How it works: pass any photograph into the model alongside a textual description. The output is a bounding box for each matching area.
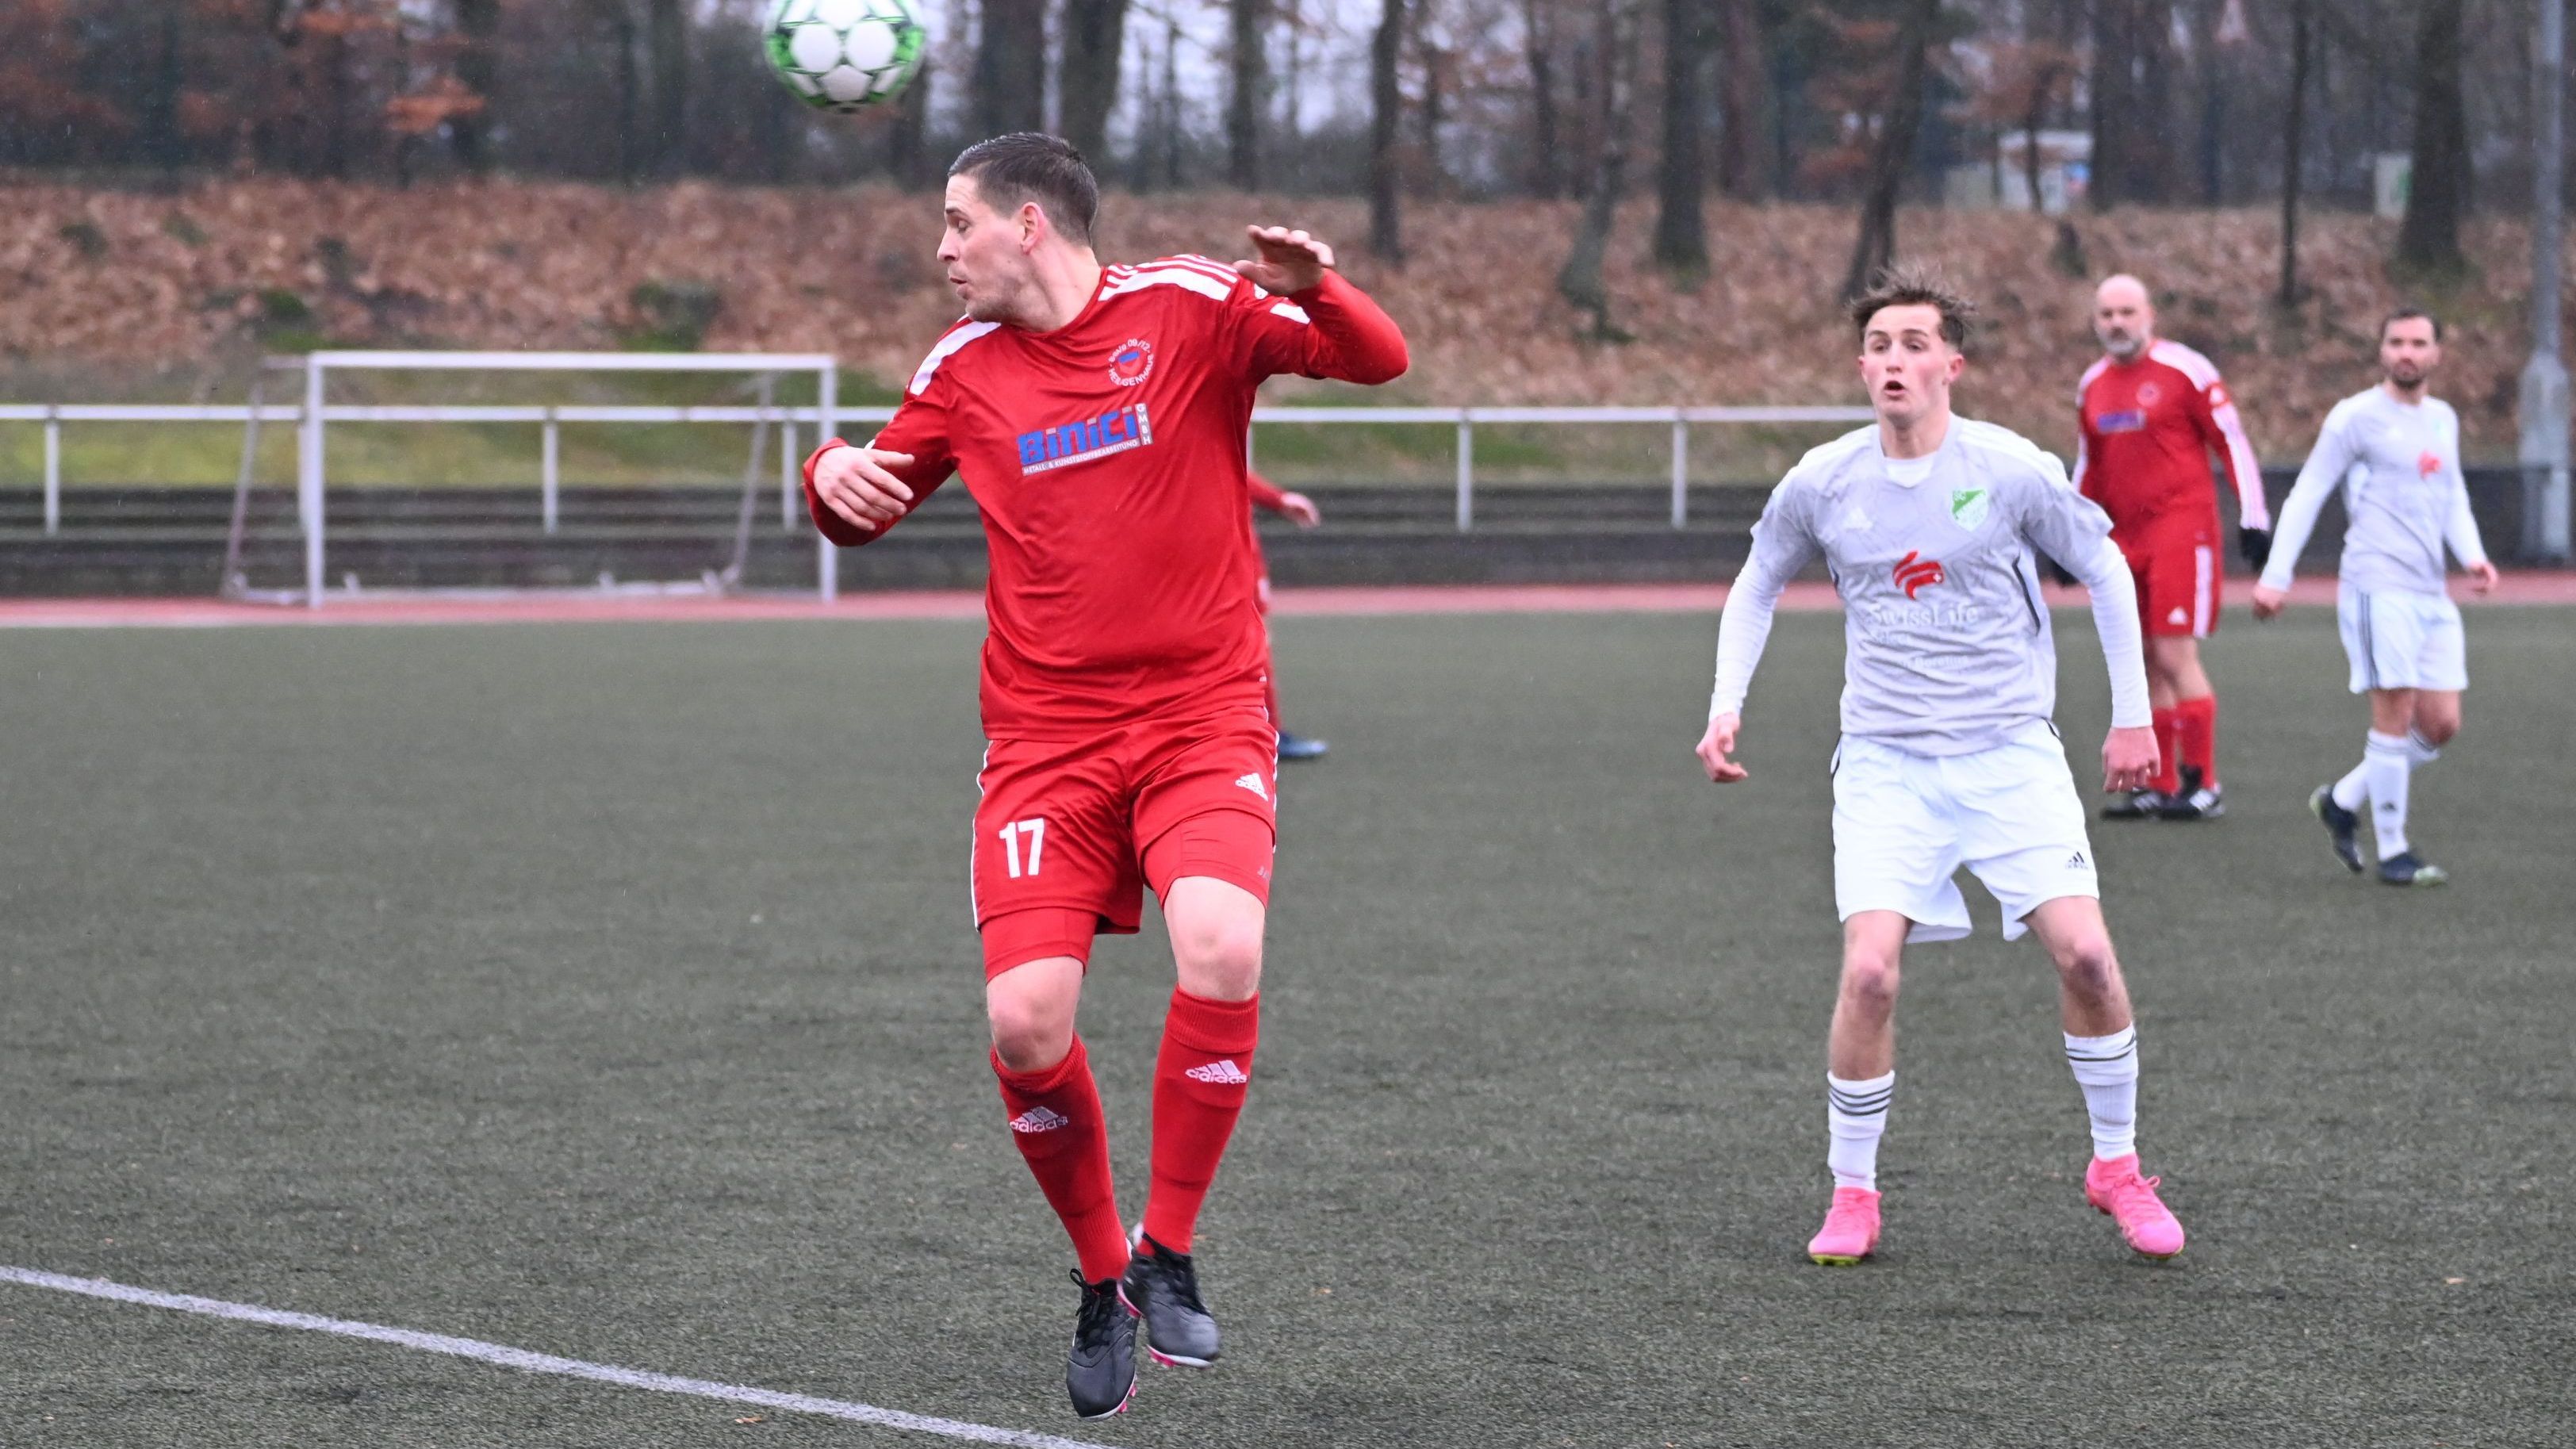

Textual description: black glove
[2238,526,2273,569]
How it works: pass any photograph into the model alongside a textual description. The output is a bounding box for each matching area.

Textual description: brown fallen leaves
[0,177,2564,461]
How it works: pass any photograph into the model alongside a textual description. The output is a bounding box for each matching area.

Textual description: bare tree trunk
[1523,0,1561,197]
[889,58,932,186]
[1557,0,1643,339]
[451,0,500,173]
[647,0,685,175]
[1652,0,1711,277]
[1370,0,1405,260]
[974,0,1048,138]
[1060,0,1129,165]
[1841,0,1939,300]
[1228,0,1269,187]
[2278,0,2310,306]
[1715,0,1766,198]
[2397,0,2469,273]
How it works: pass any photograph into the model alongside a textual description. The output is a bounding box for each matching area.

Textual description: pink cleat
[1807,1186,1882,1266]
[2084,1154,2185,1259]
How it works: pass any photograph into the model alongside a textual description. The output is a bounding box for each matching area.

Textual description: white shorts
[2337,585,2467,694]
[1832,721,2099,945]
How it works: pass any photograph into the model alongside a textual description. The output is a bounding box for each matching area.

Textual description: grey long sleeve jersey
[1710,419,2152,756]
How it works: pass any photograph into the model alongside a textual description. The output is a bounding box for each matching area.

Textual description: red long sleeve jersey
[806,260,1407,740]
[2073,339,2270,535]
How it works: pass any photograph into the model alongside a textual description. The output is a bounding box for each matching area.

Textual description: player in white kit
[1694,267,2186,1265]
[2253,309,2498,886]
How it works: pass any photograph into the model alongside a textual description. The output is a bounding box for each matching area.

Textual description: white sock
[2405,729,2443,767]
[2064,1026,2139,1160]
[2363,730,2412,858]
[2330,755,2371,811]
[1826,1071,1894,1190]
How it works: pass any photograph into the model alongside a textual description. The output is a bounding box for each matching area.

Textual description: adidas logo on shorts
[1234,772,1269,800]
[1184,1059,1251,1086]
[1007,1106,1071,1133]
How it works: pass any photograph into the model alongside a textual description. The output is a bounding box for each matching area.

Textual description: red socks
[2175,695,2218,787]
[992,1036,1129,1284]
[1141,989,1261,1255]
[2150,707,2183,795]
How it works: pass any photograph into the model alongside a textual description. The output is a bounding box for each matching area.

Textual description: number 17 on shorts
[996,817,1048,879]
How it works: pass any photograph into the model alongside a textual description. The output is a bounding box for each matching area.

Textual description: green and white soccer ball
[765,0,927,113]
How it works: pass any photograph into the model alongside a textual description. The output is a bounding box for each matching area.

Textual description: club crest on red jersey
[1107,336,1156,387]
[2136,381,2163,405]
[1892,550,1945,599]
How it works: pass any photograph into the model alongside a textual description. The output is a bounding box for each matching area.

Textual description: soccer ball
[765,0,927,113]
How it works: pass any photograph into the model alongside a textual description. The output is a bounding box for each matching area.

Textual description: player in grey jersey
[2254,309,2499,887]
[1693,267,2184,1266]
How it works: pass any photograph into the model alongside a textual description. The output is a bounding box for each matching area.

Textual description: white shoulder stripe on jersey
[1149,253,1243,284]
[2149,339,2222,389]
[2077,356,2110,401]
[1099,266,1235,303]
[1269,301,1309,323]
[907,320,1002,397]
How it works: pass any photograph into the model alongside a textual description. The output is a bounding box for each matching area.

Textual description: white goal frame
[285,351,847,608]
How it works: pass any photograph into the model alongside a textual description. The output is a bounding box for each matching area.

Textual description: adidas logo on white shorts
[1184,1059,1250,1086]
[1234,772,1269,800]
[1008,1106,1070,1133]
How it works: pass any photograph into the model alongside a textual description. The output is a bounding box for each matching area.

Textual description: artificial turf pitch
[3,607,2570,1447]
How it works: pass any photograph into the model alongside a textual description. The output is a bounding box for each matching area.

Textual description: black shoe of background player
[2158,766,2225,820]
[2309,785,2365,872]
[1065,1270,1137,1419]
[1276,730,1330,761]
[2101,788,2175,820]
[1122,1234,1221,1367]
[2375,851,2449,888]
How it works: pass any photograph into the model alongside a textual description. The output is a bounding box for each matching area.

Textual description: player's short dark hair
[2381,306,2442,342]
[1847,263,1977,351]
[949,132,1098,246]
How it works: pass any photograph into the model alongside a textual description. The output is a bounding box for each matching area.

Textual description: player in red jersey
[803,134,1407,1420]
[2074,274,2272,822]
[1244,470,1330,759]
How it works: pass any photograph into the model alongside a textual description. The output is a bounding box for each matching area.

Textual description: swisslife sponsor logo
[1892,550,1946,600]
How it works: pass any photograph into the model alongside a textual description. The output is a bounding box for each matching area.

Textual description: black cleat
[2160,784,2225,820]
[1276,730,1330,761]
[2310,786,2365,872]
[1065,1271,1137,1419]
[2101,788,2175,820]
[2375,851,2449,888]
[1121,1234,1221,1368]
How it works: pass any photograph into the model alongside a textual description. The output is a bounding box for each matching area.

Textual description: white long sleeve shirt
[1711,419,2152,757]
[2261,385,2489,598]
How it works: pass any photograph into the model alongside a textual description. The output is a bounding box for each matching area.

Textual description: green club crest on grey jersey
[1949,485,1991,531]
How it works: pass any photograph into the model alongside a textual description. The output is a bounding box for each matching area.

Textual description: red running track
[3,574,2574,629]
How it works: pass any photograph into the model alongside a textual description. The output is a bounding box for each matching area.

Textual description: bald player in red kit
[2075,274,2271,821]
[803,133,1407,1420]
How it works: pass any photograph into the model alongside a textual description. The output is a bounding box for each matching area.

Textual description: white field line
[0,1266,1120,1449]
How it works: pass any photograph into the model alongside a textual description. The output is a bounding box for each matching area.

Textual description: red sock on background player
[1140,989,1260,1255]
[2175,695,2218,786]
[993,1037,1130,1283]
[2151,706,2183,795]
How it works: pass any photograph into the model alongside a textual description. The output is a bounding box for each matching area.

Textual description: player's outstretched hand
[2250,582,2289,619]
[1237,226,1335,294]
[2466,560,2501,594]
[2103,724,2159,794]
[1697,713,1749,784]
[810,444,918,534]
[2237,525,2273,569]
[1279,490,1323,527]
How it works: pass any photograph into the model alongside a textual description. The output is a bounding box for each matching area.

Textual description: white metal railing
[6,388,1873,602]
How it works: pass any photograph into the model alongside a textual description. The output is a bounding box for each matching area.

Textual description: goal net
[223,351,876,607]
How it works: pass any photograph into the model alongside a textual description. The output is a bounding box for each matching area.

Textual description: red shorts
[974,710,1278,978]
[2118,516,2221,639]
